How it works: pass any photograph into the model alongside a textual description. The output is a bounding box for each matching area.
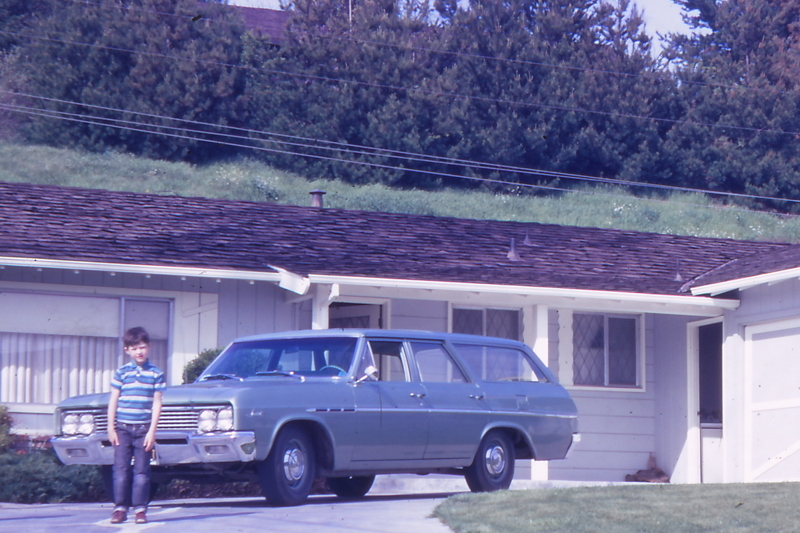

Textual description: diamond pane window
[453,309,483,336]
[573,313,639,388]
[452,308,520,341]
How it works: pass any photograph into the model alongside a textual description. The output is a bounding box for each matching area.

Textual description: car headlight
[62,413,79,435]
[198,410,217,433]
[78,413,95,435]
[198,407,234,433]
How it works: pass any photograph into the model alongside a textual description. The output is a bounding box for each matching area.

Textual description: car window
[203,337,358,378]
[410,342,466,383]
[367,340,409,382]
[453,344,547,383]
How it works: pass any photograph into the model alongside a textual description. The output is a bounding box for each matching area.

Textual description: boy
[107,327,166,524]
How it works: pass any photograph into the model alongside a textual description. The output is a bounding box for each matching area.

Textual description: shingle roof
[235,6,289,43]
[687,244,800,290]
[0,182,790,296]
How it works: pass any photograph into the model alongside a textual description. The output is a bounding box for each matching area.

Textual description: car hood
[56,377,342,409]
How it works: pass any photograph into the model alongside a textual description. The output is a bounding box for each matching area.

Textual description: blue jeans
[112,423,152,513]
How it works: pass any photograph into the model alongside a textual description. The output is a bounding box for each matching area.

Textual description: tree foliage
[15,0,248,161]
[7,0,800,209]
[665,0,800,210]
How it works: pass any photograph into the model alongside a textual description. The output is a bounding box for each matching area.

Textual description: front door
[698,322,723,483]
[350,339,429,465]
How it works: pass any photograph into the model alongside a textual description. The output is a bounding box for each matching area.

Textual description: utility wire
[5,92,800,211]
[2,27,797,142]
[58,0,800,99]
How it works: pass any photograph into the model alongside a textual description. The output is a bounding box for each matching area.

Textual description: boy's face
[124,342,150,366]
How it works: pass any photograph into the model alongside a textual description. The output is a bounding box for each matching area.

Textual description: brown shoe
[135,511,147,524]
[110,510,127,523]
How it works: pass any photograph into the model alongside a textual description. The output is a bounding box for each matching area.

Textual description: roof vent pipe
[310,189,326,208]
[523,229,534,246]
[507,238,521,262]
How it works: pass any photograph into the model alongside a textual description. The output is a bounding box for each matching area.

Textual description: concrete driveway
[0,476,463,533]
[0,475,612,533]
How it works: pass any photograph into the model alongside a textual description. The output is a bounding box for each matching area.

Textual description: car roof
[231,329,528,348]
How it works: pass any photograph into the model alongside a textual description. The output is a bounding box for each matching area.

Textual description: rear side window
[454,344,547,383]
[410,342,466,383]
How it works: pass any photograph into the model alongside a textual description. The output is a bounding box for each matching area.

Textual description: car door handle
[469,394,485,400]
[409,392,426,399]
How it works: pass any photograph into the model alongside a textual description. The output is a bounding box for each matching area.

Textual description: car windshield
[201,337,359,379]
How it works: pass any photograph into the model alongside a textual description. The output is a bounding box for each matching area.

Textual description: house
[2,180,799,485]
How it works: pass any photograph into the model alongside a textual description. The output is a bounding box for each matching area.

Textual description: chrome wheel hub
[283,442,306,483]
[485,444,506,476]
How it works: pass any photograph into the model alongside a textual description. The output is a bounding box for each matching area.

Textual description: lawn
[433,483,800,533]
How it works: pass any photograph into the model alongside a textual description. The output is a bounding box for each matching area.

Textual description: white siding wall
[548,312,657,481]
[721,278,800,483]
[217,279,294,346]
[391,299,448,332]
[652,313,702,483]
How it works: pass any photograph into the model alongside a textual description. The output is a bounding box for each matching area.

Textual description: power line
[7,98,800,222]
[59,0,800,100]
[4,26,798,142]
[5,91,800,211]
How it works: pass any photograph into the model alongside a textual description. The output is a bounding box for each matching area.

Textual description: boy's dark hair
[123,326,150,347]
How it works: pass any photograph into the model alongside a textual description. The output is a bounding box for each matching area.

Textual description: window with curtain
[0,292,171,405]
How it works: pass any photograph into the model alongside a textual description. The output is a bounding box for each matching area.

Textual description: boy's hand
[108,427,120,447]
[144,430,157,452]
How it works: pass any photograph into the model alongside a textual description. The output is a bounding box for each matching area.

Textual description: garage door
[745,318,800,482]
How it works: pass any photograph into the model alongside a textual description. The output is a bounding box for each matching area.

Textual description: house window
[452,308,520,340]
[572,313,638,387]
[0,292,171,405]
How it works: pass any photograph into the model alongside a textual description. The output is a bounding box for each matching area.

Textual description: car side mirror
[355,365,378,384]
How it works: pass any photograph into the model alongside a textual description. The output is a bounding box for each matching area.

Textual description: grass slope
[4,142,800,242]
[434,483,800,533]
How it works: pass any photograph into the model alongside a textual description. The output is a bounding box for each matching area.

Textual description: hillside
[3,141,800,244]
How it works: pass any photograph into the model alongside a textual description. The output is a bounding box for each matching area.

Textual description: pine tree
[16,0,248,161]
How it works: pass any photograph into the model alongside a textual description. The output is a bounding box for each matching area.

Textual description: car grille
[62,405,229,433]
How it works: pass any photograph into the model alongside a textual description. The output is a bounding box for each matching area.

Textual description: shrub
[0,405,12,453]
[0,449,105,503]
[183,347,223,384]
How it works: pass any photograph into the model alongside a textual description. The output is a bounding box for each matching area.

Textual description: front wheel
[464,430,515,492]
[258,426,317,506]
[327,475,375,498]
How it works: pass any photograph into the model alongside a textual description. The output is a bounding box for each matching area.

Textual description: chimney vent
[310,189,326,208]
[507,238,521,262]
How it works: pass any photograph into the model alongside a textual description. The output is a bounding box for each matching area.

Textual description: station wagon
[51,329,579,505]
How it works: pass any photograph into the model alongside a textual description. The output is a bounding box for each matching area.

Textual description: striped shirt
[111,361,166,425]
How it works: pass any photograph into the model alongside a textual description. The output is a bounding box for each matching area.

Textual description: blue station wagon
[51,329,579,505]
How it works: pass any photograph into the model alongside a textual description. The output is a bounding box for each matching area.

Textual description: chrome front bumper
[564,433,581,459]
[51,431,257,466]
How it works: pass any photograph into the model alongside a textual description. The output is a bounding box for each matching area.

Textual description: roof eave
[0,256,283,283]
[691,266,800,297]
[309,274,740,315]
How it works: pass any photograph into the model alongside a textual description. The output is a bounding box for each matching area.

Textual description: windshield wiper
[199,373,243,382]
[255,371,305,381]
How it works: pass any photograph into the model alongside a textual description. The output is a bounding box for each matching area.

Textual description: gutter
[308,274,741,311]
[0,256,283,284]
[690,266,800,297]
[0,256,741,311]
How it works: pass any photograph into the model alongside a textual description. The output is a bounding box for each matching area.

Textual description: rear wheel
[327,475,375,498]
[464,430,515,492]
[258,426,317,506]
